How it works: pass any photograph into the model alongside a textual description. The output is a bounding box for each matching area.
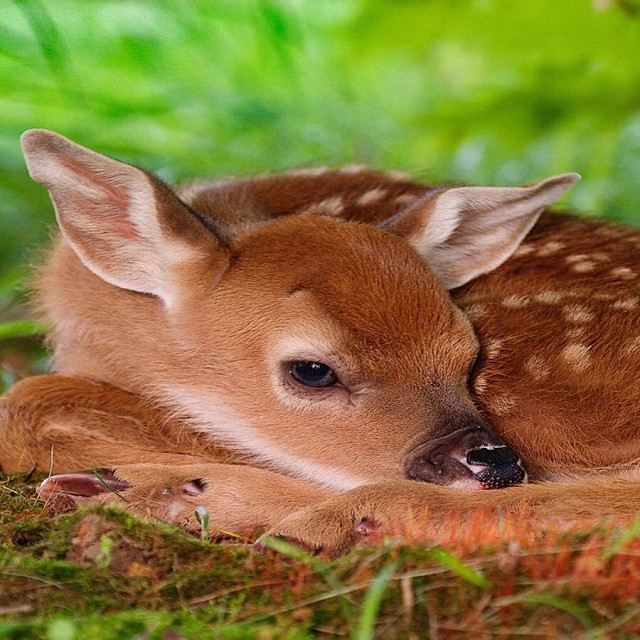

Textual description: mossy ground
[2,473,640,639]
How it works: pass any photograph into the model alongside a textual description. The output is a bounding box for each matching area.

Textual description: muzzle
[404,425,527,490]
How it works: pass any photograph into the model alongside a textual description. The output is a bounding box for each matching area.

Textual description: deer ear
[21,129,228,307]
[383,173,580,289]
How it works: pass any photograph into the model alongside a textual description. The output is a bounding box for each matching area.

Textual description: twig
[168,578,289,610]
[0,570,62,587]
[0,603,33,615]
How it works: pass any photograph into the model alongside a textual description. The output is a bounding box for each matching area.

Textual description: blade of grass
[352,560,397,640]
[256,534,317,561]
[427,548,489,588]
[523,594,594,630]
[11,0,70,82]
[493,592,594,630]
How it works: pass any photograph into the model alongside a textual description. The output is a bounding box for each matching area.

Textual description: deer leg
[264,478,640,555]
[37,462,334,540]
[0,375,220,474]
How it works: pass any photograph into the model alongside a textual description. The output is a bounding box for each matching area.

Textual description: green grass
[3,473,640,639]
[2,0,640,279]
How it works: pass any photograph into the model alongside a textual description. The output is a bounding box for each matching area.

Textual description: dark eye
[289,361,338,388]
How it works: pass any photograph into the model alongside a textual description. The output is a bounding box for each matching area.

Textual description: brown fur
[2,130,639,554]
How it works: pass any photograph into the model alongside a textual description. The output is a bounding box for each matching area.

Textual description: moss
[3,472,640,638]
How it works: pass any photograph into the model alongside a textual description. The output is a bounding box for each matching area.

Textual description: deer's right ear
[21,129,229,307]
[382,173,580,290]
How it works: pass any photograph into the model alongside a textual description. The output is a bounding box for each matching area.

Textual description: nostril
[466,446,519,468]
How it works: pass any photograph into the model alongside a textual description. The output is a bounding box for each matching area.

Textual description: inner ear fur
[21,129,229,306]
[382,173,580,289]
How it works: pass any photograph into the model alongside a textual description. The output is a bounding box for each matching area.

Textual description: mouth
[405,427,527,490]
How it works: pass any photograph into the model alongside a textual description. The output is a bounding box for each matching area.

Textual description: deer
[2,128,640,555]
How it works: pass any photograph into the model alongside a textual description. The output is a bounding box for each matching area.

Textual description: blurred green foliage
[0,0,640,384]
[3,0,640,274]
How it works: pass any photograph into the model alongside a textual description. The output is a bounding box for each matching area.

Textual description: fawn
[2,129,640,554]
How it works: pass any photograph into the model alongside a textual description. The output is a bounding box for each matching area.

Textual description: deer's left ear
[382,173,580,290]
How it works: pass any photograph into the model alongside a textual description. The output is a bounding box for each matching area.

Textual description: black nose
[466,446,526,489]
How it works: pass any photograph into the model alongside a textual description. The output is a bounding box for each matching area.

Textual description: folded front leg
[0,375,226,474]
[39,463,335,539]
[264,478,640,555]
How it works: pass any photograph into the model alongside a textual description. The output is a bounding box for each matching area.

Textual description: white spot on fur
[561,343,591,372]
[385,170,413,182]
[534,290,564,304]
[612,298,638,311]
[537,241,565,256]
[513,244,535,257]
[473,375,489,394]
[288,167,330,177]
[357,188,387,206]
[571,261,596,273]
[491,394,518,415]
[595,226,626,238]
[593,292,616,301]
[610,267,637,280]
[566,326,586,339]
[464,303,488,321]
[590,251,611,262]
[562,304,594,324]
[394,193,417,205]
[485,339,504,359]
[525,355,550,380]
[565,254,589,264]
[339,164,368,174]
[299,196,345,217]
[502,295,529,308]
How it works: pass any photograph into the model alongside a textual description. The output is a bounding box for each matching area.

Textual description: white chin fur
[159,385,371,491]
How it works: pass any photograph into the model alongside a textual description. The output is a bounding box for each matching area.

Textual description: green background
[1,0,640,384]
